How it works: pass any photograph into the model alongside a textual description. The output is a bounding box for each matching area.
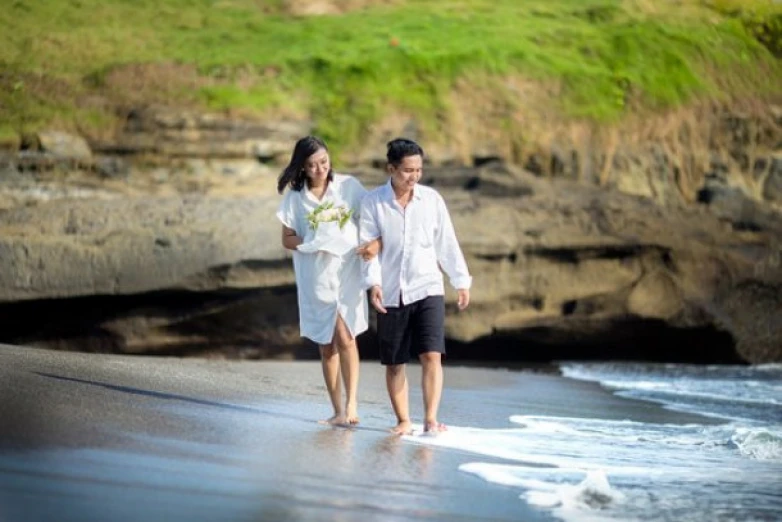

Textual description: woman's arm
[356,237,382,261]
[281,225,303,251]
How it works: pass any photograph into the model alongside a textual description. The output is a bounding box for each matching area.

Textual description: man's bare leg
[420,352,446,433]
[386,364,412,434]
[333,315,360,425]
[318,344,345,425]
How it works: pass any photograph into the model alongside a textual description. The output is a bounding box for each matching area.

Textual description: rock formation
[0,106,780,364]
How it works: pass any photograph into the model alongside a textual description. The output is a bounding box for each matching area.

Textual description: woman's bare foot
[319,413,347,426]
[391,419,414,435]
[424,421,447,434]
[345,404,360,425]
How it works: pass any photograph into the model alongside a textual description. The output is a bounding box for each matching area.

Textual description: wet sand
[0,344,712,522]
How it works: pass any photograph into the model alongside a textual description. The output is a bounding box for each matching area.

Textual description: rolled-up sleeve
[276,190,296,231]
[359,194,383,290]
[434,195,472,290]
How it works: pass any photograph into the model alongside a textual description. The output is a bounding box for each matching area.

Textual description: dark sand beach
[0,344,717,522]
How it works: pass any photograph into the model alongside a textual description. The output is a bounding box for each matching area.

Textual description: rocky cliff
[1,105,780,363]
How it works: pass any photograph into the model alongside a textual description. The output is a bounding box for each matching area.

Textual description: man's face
[304,148,330,185]
[389,154,422,193]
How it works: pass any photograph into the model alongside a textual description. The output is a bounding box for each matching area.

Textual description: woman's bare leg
[318,343,345,425]
[333,315,360,425]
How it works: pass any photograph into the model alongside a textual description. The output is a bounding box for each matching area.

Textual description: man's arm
[358,194,383,291]
[434,195,472,310]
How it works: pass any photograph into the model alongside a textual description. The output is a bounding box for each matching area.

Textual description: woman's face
[304,148,330,186]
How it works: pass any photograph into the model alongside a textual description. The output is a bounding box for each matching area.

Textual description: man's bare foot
[424,421,447,434]
[319,414,347,426]
[391,419,414,435]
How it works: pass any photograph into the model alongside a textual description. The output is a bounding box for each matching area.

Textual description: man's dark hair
[386,138,424,167]
[277,135,332,193]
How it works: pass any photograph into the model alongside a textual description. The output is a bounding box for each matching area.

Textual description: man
[359,138,471,435]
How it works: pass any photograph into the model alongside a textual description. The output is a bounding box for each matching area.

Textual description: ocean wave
[405,414,782,522]
[732,427,782,461]
[559,362,782,423]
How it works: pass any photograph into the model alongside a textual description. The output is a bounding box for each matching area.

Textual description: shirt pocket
[417,224,435,249]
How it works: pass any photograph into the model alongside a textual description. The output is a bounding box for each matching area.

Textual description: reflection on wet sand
[312,427,355,457]
[371,435,434,479]
[1,348,542,521]
[309,426,433,479]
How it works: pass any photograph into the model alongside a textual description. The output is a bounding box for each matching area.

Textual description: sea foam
[404,362,782,522]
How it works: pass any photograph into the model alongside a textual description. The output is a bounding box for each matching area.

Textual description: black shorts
[376,295,445,365]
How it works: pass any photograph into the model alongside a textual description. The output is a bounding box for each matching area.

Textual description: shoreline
[0,344,723,521]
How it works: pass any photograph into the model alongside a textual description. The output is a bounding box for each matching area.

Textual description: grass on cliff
[0,0,779,154]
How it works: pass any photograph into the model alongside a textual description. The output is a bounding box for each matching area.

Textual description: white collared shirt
[359,180,472,308]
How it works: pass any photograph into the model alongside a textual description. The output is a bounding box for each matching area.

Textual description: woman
[276,136,378,426]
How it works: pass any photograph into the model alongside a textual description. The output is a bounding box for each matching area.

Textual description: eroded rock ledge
[1,161,780,363]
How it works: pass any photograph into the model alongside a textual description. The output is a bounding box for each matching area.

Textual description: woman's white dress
[276,174,369,344]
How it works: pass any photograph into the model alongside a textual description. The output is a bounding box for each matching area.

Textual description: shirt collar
[383,179,423,201]
[304,176,335,203]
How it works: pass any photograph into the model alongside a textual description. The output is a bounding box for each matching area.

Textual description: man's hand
[457,289,470,311]
[370,285,387,314]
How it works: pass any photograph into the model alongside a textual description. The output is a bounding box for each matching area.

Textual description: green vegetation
[706,0,782,56]
[1,0,779,154]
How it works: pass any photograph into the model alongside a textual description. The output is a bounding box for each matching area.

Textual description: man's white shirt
[359,180,472,308]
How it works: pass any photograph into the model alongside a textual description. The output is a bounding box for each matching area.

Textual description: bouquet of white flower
[307,201,353,231]
[298,201,356,256]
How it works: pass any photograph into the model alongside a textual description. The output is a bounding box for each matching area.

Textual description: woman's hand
[356,237,382,261]
[281,225,302,251]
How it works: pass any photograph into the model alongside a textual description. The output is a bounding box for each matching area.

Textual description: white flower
[307,201,353,231]
[318,208,341,221]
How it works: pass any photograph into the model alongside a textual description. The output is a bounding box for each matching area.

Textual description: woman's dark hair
[386,138,424,166]
[277,136,332,194]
